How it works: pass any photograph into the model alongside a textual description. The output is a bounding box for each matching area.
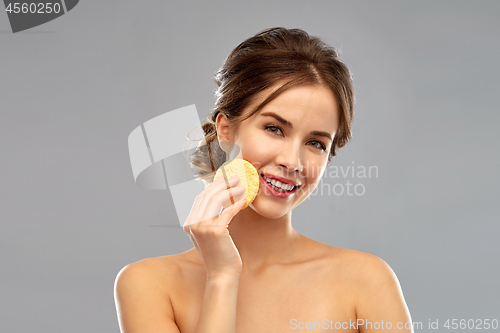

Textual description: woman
[114,27,413,333]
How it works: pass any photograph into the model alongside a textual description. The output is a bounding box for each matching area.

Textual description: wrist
[206,272,241,284]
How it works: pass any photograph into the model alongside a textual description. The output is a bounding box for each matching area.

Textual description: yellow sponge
[213,158,259,209]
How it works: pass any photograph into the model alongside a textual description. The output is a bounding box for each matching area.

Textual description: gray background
[1,1,499,332]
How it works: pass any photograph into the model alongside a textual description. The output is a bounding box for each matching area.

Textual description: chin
[248,198,293,220]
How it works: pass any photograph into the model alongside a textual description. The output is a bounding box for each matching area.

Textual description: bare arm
[184,175,247,332]
[193,274,240,333]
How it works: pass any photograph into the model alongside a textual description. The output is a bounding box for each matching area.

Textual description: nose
[275,140,304,173]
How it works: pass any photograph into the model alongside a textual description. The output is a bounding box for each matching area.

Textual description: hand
[183,175,247,279]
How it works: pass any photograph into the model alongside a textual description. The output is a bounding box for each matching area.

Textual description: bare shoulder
[113,250,199,333]
[113,254,181,314]
[115,257,171,287]
[301,238,399,288]
[330,247,393,271]
[115,249,200,289]
[320,246,412,330]
[323,245,398,285]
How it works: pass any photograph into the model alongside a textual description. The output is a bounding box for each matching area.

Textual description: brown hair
[190,27,355,185]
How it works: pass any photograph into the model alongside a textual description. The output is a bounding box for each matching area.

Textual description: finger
[203,174,240,199]
[189,185,245,226]
[218,196,247,227]
[187,175,238,225]
[221,185,246,209]
[205,185,245,220]
[185,175,242,228]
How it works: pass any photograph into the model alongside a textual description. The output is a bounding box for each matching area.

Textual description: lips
[259,172,300,198]
[259,172,301,187]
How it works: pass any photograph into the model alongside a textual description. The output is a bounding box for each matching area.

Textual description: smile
[259,173,301,198]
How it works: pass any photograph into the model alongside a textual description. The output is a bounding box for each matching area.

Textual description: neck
[227,206,302,274]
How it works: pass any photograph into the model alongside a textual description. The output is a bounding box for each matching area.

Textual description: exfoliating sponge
[213,158,259,209]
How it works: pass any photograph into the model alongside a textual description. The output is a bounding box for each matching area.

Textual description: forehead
[246,84,339,125]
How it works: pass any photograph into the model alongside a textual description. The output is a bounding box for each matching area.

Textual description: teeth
[262,175,295,191]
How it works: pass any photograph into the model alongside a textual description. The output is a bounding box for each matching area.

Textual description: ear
[215,112,234,143]
[215,113,241,157]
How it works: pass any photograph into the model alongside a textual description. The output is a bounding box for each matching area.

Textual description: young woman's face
[219,84,339,219]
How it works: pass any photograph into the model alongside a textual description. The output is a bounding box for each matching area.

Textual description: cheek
[304,163,325,182]
[242,147,273,171]
[240,134,277,163]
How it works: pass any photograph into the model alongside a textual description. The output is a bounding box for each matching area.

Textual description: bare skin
[114,84,413,332]
[116,242,412,332]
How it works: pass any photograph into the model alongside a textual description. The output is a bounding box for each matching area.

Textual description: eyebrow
[260,111,333,141]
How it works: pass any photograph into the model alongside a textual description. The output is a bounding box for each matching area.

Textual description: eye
[309,140,327,151]
[265,125,327,151]
[264,125,284,136]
